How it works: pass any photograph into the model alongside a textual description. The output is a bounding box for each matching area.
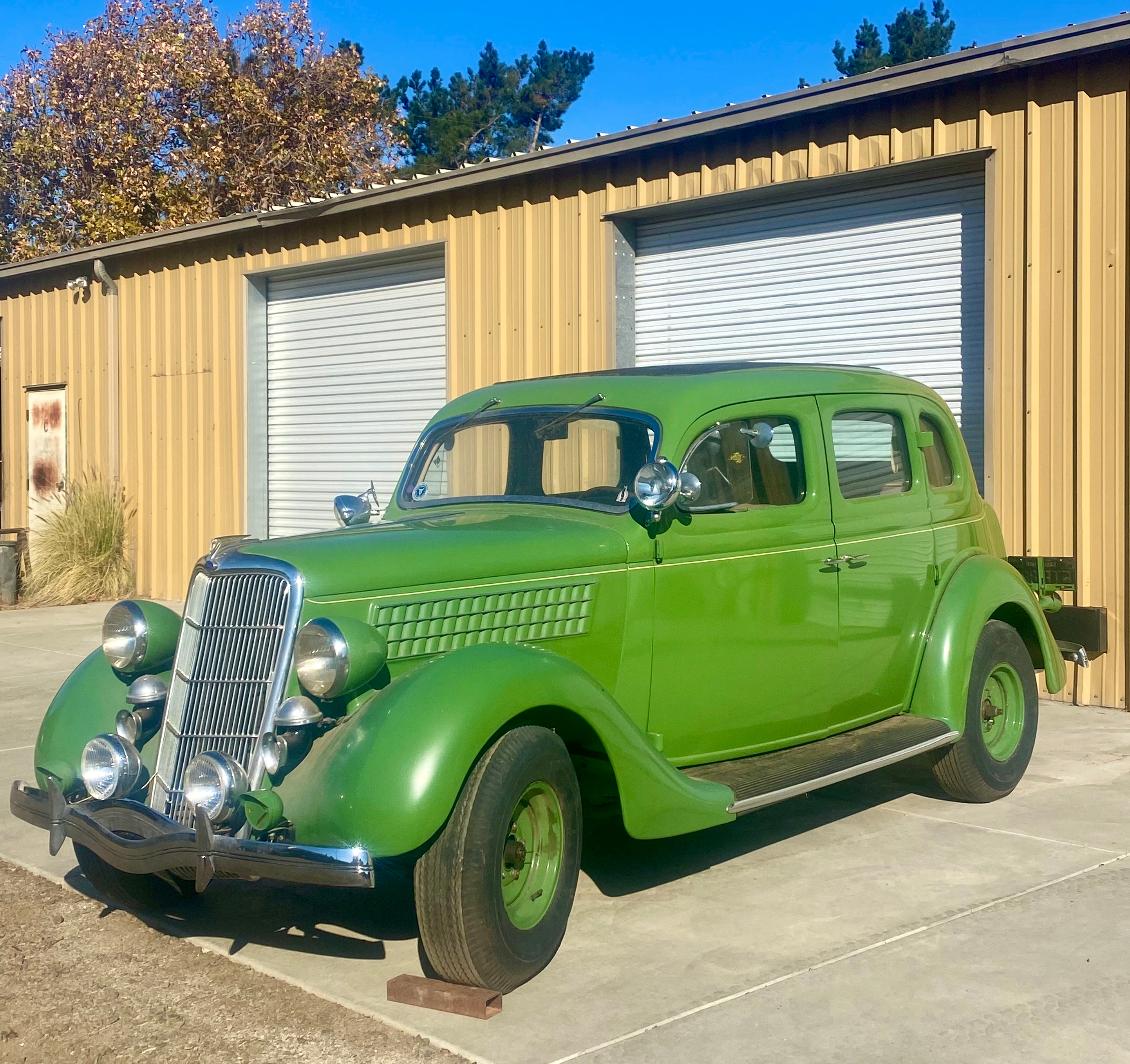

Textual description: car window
[542,418,624,497]
[918,413,955,488]
[682,416,805,512]
[831,410,911,499]
[408,411,655,509]
[420,422,509,499]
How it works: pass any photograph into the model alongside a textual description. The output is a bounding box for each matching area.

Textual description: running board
[681,716,958,815]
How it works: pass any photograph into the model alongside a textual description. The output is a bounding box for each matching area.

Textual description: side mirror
[333,494,372,527]
[633,460,701,513]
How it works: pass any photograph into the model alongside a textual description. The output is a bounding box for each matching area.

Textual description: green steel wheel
[932,620,1039,803]
[414,726,582,993]
[500,781,565,930]
[980,662,1026,762]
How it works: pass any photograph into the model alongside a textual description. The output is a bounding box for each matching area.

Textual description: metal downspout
[92,259,119,483]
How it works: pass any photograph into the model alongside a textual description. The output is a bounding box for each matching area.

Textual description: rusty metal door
[27,386,67,531]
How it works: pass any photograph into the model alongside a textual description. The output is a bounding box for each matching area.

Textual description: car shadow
[62,757,950,959]
[581,756,950,896]
[64,857,420,960]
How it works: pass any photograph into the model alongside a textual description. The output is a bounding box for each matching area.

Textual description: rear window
[919,413,955,488]
[831,411,912,499]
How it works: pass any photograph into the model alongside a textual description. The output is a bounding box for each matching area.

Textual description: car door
[647,397,840,763]
[818,394,936,727]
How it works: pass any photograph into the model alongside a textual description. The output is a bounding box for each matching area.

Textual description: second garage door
[265,251,446,538]
[633,173,985,475]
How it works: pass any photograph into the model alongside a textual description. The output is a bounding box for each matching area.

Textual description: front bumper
[10,780,374,893]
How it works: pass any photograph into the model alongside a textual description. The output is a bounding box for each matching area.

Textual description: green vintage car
[12,363,1070,992]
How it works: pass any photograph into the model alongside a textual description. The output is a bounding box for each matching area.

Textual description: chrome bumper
[9,780,374,893]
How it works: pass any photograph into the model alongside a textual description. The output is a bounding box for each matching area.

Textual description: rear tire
[931,620,1038,803]
[414,726,582,993]
[74,841,194,910]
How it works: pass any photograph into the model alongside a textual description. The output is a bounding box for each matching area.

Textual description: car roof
[433,361,947,439]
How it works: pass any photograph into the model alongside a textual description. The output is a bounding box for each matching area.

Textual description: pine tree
[389,41,594,174]
[828,2,955,79]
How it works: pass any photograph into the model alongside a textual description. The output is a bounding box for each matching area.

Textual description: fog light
[259,733,288,776]
[114,709,144,743]
[184,752,247,824]
[80,734,142,800]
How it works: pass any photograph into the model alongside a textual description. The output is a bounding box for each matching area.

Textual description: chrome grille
[150,566,297,825]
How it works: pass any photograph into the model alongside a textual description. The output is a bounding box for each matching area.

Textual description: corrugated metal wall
[0,54,1126,706]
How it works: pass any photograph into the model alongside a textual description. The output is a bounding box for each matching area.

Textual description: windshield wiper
[534,393,605,439]
[442,396,501,442]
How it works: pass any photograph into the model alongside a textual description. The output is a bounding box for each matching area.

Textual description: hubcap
[500,781,564,930]
[980,663,1025,761]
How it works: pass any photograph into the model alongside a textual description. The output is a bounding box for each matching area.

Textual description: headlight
[102,602,148,670]
[295,619,350,698]
[101,600,180,673]
[80,734,142,800]
[294,618,388,700]
[184,752,247,824]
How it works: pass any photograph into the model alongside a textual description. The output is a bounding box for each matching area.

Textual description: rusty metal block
[386,973,502,1020]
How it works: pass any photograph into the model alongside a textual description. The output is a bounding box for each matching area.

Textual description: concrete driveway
[2,603,1129,1064]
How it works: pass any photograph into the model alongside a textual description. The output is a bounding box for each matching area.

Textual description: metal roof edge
[2,11,1128,285]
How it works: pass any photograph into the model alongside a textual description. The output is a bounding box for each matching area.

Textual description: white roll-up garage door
[634,173,985,474]
[265,251,446,538]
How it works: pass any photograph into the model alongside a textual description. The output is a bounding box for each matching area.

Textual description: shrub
[23,476,134,605]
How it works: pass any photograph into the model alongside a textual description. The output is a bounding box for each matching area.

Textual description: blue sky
[0,1,1118,142]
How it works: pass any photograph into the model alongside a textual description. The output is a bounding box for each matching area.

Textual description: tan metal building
[1,15,1127,706]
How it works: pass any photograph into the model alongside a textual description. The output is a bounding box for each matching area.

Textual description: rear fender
[909,553,1066,732]
[279,643,734,856]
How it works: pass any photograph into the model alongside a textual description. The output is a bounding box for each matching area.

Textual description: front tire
[74,841,194,910]
[932,620,1039,803]
[414,726,582,992]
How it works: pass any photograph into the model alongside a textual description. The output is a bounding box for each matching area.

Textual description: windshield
[402,408,657,511]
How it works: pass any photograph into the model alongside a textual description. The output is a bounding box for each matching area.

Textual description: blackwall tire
[931,620,1039,803]
[74,841,194,910]
[414,726,582,993]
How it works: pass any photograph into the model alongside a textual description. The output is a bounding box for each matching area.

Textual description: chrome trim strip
[727,729,960,815]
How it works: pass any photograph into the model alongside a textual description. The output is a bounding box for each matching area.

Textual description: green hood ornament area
[11,362,1078,994]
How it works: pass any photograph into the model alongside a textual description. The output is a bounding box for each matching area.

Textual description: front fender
[33,650,135,791]
[280,643,734,856]
[908,554,1066,732]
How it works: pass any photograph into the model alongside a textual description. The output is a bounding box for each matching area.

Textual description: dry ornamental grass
[23,476,134,605]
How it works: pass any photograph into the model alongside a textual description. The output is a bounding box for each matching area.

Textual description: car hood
[233,506,631,599]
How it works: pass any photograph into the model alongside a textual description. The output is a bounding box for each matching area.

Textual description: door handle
[822,554,870,567]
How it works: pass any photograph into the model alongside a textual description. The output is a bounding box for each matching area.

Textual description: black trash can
[0,529,27,606]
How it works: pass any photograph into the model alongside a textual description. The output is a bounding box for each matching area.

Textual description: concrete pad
[577,858,1130,1064]
[1,602,1128,1064]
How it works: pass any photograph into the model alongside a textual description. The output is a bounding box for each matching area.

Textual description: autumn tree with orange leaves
[0,0,403,261]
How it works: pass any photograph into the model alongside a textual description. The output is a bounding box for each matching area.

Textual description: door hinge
[929,563,941,585]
